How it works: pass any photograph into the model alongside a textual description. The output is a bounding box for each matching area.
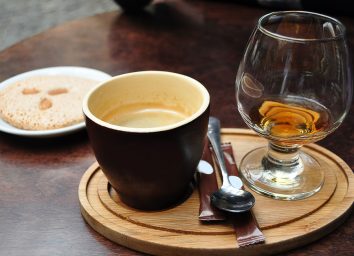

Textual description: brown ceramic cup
[83,71,210,210]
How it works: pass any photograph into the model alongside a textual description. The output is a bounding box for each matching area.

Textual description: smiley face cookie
[0,75,98,130]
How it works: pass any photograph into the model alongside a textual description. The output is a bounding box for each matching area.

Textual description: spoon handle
[207,117,231,188]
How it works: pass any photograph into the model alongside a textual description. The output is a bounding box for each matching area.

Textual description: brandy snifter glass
[235,11,353,200]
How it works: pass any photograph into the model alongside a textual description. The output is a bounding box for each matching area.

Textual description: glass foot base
[239,147,325,200]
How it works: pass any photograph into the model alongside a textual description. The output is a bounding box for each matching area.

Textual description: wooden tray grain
[78,129,353,256]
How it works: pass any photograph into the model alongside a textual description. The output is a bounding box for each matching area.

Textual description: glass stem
[263,142,304,178]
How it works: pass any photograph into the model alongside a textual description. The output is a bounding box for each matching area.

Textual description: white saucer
[0,66,112,138]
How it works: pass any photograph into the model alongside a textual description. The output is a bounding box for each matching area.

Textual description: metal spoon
[207,117,255,213]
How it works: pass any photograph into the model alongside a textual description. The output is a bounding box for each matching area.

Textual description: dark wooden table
[0,1,353,255]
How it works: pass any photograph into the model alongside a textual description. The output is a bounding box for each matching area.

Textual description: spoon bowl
[211,185,255,213]
[207,117,255,213]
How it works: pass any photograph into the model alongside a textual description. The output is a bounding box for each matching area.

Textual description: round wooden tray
[78,128,353,256]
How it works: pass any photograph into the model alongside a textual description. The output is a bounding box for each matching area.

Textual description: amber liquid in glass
[249,96,331,144]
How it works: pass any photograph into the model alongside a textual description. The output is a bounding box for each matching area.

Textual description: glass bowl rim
[258,10,346,43]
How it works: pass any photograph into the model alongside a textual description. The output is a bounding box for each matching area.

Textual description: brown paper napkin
[198,142,265,246]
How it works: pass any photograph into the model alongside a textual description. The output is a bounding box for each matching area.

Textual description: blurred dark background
[1,0,352,52]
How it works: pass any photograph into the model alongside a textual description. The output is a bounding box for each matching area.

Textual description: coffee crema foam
[102,103,189,128]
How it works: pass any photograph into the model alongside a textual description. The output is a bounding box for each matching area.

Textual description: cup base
[239,147,325,200]
[110,179,196,211]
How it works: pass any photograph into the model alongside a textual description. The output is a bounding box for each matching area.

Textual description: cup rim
[82,71,210,133]
[257,10,346,43]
